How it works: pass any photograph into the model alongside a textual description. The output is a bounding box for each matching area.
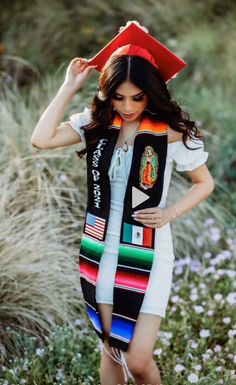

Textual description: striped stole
[77,112,168,351]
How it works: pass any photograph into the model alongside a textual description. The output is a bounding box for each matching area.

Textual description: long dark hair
[76,55,203,158]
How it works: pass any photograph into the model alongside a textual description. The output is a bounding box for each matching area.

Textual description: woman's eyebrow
[114,91,145,97]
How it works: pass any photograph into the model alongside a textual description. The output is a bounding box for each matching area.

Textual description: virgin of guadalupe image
[139,145,159,190]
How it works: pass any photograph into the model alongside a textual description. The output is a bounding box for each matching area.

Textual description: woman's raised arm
[31,58,97,149]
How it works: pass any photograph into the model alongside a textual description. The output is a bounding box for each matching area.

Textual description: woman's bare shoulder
[167,125,184,143]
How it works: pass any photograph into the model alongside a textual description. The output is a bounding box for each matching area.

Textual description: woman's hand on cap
[63,57,97,91]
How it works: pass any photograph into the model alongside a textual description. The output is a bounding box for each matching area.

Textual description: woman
[31,21,214,385]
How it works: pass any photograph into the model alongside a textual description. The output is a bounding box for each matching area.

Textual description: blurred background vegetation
[0,1,235,384]
[1,0,235,211]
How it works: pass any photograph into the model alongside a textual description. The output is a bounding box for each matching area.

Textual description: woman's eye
[112,95,145,101]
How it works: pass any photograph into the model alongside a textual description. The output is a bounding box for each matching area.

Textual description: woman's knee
[124,351,153,377]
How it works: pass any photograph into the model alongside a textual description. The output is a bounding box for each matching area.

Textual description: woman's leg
[123,312,163,385]
[98,303,127,385]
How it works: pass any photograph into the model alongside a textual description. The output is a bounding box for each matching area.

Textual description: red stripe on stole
[115,270,149,291]
[79,259,98,283]
[143,227,153,247]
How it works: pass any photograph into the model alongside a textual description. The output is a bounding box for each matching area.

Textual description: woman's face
[111,80,148,123]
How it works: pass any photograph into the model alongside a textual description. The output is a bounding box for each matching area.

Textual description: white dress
[65,107,209,318]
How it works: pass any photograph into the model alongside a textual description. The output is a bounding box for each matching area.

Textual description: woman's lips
[121,113,135,119]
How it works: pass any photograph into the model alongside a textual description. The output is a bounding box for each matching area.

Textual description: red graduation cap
[88,22,187,82]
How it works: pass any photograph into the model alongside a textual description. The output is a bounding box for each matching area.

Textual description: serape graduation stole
[77,112,168,351]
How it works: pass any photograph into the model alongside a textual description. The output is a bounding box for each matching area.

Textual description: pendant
[122,143,128,152]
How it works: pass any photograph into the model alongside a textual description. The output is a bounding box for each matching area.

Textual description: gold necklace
[120,123,139,152]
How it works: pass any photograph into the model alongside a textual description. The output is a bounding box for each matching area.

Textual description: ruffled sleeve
[168,137,209,172]
[64,106,91,143]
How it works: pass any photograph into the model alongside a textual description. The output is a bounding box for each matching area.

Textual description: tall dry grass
[0,77,91,356]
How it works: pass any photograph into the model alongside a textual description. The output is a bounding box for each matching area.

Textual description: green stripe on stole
[80,234,104,262]
[118,244,154,270]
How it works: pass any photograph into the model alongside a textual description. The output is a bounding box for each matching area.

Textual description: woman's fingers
[81,65,97,79]
[64,57,97,88]
[132,208,166,228]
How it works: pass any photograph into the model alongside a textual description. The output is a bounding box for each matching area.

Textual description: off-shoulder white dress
[66,107,209,318]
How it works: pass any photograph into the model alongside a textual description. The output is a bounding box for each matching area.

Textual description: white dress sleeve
[63,107,92,143]
[168,137,209,172]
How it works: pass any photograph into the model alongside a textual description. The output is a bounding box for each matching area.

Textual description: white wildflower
[230,369,236,379]
[203,266,216,276]
[202,352,211,361]
[190,259,202,272]
[164,332,173,339]
[199,329,210,338]
[204,218,215,227]
[209,226,221,242]
[214,345,222,353]
[226,292,236,305]
[189,340,198,349]
[187,372,199,383]
[153,348,162,356]
[207,309,214,316]
[190,293,198,301]
[174,364,185,373]
[214,293,223,302]
[221,250,232,259]
[225,269,236,278]
[223,317,231,324]
[226,238,234,248]
[228,329,236,338]
[175,266,184,275]
[206,348,213,354]
[192,364,202,371]
[203,251,212,259]
[193,305,204,314]
[55,368,64,381]
[171,295,180,303]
